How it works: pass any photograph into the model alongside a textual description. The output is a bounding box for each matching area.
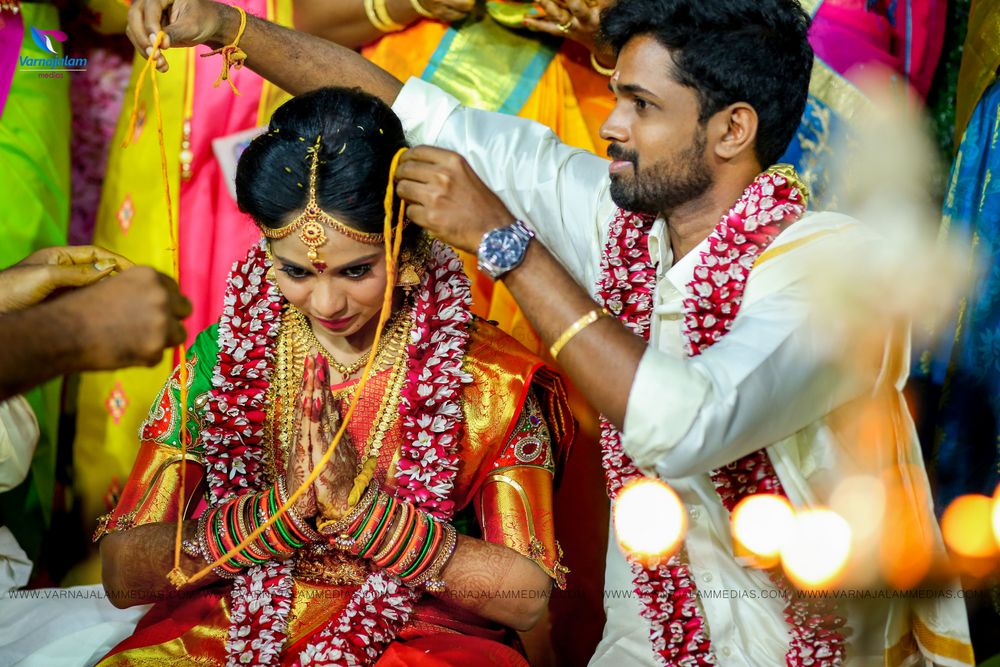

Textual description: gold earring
[396,252,421,295]
[264,243,277,282]
[397,264,420,294]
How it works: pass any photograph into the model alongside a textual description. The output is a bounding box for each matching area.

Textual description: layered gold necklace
[288,307,406,378]
[266,305,413,481]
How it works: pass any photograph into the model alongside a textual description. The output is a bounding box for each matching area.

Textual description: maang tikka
[259,135,385,271]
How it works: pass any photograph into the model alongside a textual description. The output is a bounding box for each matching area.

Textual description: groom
[124,0,973,664]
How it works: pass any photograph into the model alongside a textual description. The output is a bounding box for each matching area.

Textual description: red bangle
[219,499,252,568]
[360,496,399,559]
[374,502,416,569]
[351,492,392,556]
[403,517,443,582]
[389,511,431,577]
[206,505,242,574]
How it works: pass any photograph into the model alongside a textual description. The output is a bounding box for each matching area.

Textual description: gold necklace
[335,314,414,471]
[274,307,414,476]
[265,307,297,482]
[291,307,405,377]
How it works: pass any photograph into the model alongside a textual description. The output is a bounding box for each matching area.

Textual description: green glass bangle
[268,486,305,549]
[359,497,394,557]
[220,502,250,567]
[383,510,418,569]
[350,492,382,541]
[214,508,246,569]
[233,496,268,564]
[401,515,436,578]
[252,494,283,555]
[228,498,266,565]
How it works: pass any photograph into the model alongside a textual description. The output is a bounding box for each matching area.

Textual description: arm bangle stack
[549,308,609,360]
[198,482,327,577]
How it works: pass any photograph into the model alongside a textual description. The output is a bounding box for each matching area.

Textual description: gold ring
[557,19,573,33]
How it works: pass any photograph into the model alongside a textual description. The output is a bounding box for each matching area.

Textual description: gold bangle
[363,0,381,30]
[590,52,616,77]
[413,523,458,591]
[365,0,406,32]
[363,0,388,31]
[409,0,435,19]
[317,482,379,536]
[549,308,608,360]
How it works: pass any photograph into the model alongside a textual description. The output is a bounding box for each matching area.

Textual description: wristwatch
[476,219,535,280]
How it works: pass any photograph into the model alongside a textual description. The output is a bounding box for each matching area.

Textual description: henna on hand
[287,353,319,518]
[439,536,518,613]
[434,535,553,631]
[310,354,358,519]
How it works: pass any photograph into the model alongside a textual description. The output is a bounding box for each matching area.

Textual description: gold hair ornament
[259,135,386,269]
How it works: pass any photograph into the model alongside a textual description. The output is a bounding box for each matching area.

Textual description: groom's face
[600,35,714,216]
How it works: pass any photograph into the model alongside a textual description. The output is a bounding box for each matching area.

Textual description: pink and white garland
[596,170,847,666]
[200,239,474,666]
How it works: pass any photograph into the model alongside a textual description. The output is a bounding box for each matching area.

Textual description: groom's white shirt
[392,77,971,667]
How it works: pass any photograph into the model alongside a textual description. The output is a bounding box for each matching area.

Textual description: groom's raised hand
[395,146,517,255]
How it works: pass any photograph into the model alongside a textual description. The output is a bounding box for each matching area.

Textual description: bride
[93,87,573,666]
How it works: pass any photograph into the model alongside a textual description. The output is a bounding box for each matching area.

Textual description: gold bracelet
[317,482,379,536]
[365,0,406,32]
[590,52,616,77]
[413,523,458,592]
[409,0,435,19]
[363,0,382,30]
[549,308,608,360]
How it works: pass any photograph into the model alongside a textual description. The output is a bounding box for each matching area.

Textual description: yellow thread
[200,6,248,96]
[121,31,192,585]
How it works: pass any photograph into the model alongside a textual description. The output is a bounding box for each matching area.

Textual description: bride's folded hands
[309,354,360,522]
[285,351,358,523]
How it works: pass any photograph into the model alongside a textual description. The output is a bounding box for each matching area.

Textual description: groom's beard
[608,129,713,215]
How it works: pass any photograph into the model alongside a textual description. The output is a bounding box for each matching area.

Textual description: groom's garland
[200,239,474,666]
[596,168,847,666]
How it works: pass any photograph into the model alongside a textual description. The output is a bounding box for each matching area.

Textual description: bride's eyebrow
[274,255,311,273]
[274,252,382,273]
[333,252,382,271]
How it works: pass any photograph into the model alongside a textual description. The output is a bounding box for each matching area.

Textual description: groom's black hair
[601,0,814,167]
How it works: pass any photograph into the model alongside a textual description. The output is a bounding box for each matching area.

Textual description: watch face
[479,222,533,278]
[486,231,527,268]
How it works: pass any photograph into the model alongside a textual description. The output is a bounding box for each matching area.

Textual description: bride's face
[268,228,390,341]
